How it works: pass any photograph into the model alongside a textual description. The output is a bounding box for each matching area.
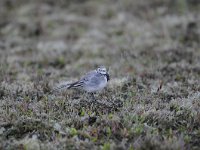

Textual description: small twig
[157,80,163,92]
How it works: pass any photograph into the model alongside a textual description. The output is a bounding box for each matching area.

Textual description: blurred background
[0,0,199,81]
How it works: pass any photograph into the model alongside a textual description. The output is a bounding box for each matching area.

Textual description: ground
[0,0,200,149]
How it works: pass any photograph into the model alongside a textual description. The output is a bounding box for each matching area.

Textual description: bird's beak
[106,73,110,81]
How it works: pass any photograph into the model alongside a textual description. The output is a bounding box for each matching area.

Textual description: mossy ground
[0,0,200,149]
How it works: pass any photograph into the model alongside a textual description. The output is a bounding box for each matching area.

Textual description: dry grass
[0,0,200,149]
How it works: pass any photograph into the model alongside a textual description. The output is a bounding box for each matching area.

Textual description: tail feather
[51,83,70,93]
[68,81,84,89]
[51,81,83,93]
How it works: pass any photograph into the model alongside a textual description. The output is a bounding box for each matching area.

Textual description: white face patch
[97,67,107,75]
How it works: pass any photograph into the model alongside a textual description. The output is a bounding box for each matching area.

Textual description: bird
[52,66,110,93]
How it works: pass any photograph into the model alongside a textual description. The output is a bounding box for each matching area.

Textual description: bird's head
[97,66,110,81]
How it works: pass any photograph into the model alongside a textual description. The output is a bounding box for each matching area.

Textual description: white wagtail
[53,66,110,93]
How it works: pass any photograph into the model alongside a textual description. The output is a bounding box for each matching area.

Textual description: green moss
[70,128,78,136]
[102,142,110,150]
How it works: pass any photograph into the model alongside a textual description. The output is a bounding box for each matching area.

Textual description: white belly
[84,77,107,92]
